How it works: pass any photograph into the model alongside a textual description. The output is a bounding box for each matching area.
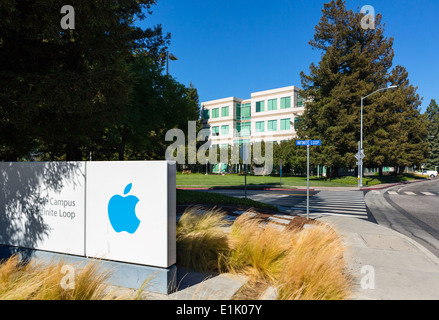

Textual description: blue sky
[138,0,438,113]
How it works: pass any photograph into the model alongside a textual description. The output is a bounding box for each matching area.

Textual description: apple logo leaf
[124,183,133,195]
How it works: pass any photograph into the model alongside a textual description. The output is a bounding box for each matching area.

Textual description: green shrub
[177,189,279,211]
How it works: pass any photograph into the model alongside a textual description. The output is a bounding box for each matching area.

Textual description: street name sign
[296,140,322,146]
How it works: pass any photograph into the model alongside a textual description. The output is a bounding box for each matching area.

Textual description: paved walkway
[320,189,439,300]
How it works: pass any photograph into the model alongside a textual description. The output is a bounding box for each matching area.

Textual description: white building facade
[201,85,305,148]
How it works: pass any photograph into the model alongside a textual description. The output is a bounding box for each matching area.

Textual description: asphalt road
[373,179,439,257]
[197,188,370,220]
[197,189,319,209]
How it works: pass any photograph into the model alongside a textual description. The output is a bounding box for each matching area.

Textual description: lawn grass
[177,172,424,188]
[177,189,279,211]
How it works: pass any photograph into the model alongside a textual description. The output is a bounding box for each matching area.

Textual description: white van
[422,170,438,178]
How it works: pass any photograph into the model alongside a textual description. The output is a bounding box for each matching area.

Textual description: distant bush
[176,189,279,211]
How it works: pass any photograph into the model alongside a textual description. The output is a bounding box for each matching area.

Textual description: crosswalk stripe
[292,209,367,216]
[309,201,366,206]
[298,212,367,219]
[287,209,367,219]
[286,191,368,219]
[291,205,366,212]
[386,191,438,196]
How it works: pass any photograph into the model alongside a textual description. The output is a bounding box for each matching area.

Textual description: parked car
[422,170,438,178]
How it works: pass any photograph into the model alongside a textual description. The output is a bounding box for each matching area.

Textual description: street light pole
[360,97,364,187]
[307,144,310,220]
[359,85,398,187]
[166,52,178,75]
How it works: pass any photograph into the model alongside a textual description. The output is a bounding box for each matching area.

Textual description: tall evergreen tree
[298,0,426,176]
[426,99,439,169]
[366,66,429,174]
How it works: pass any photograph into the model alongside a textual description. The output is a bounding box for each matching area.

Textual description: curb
[360,178,430,191]
[177,187,307,191]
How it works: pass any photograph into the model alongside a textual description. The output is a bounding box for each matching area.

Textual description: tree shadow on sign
[0,162,83,261]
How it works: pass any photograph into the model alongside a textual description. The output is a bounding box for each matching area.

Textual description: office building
[201,85,304,147]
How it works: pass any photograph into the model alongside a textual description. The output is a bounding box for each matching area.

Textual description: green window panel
[280,118,291,131]
[280,97,291,109]
[240,122,251,137]
[221,125,229,136]
[267,120,277,131]
[212,108,220,118]
[221,106,229,117]
[203,109,210,120]
[268,99,277,111]
[256,101,265,113]
[212,126,219,136]
[236,104,241,120]
[296,93,304,108]
[241,103,251,120]
[255,121,265,133]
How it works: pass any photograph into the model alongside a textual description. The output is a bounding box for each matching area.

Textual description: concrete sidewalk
[319,189,439,300]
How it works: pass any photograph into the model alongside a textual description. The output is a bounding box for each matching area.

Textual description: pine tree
[426,99,439,169]
[366,66,429,174]
[298,0,426,176]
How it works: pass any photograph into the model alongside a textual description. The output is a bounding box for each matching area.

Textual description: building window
[212,126,219,136]
[280,97,291,109]
[268,99,277,111]
[203,109,210,120]
[267,120,277,131]
[212,108,220,119]
[221,125,229,136]
[255,121,265,133]
[296,92,304,108]
[235,104,241,120]
[280,118,291,131]
[241,103,251,120]
[256,101,265,113]
[240,122,251,137]
[221,106,229,117]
